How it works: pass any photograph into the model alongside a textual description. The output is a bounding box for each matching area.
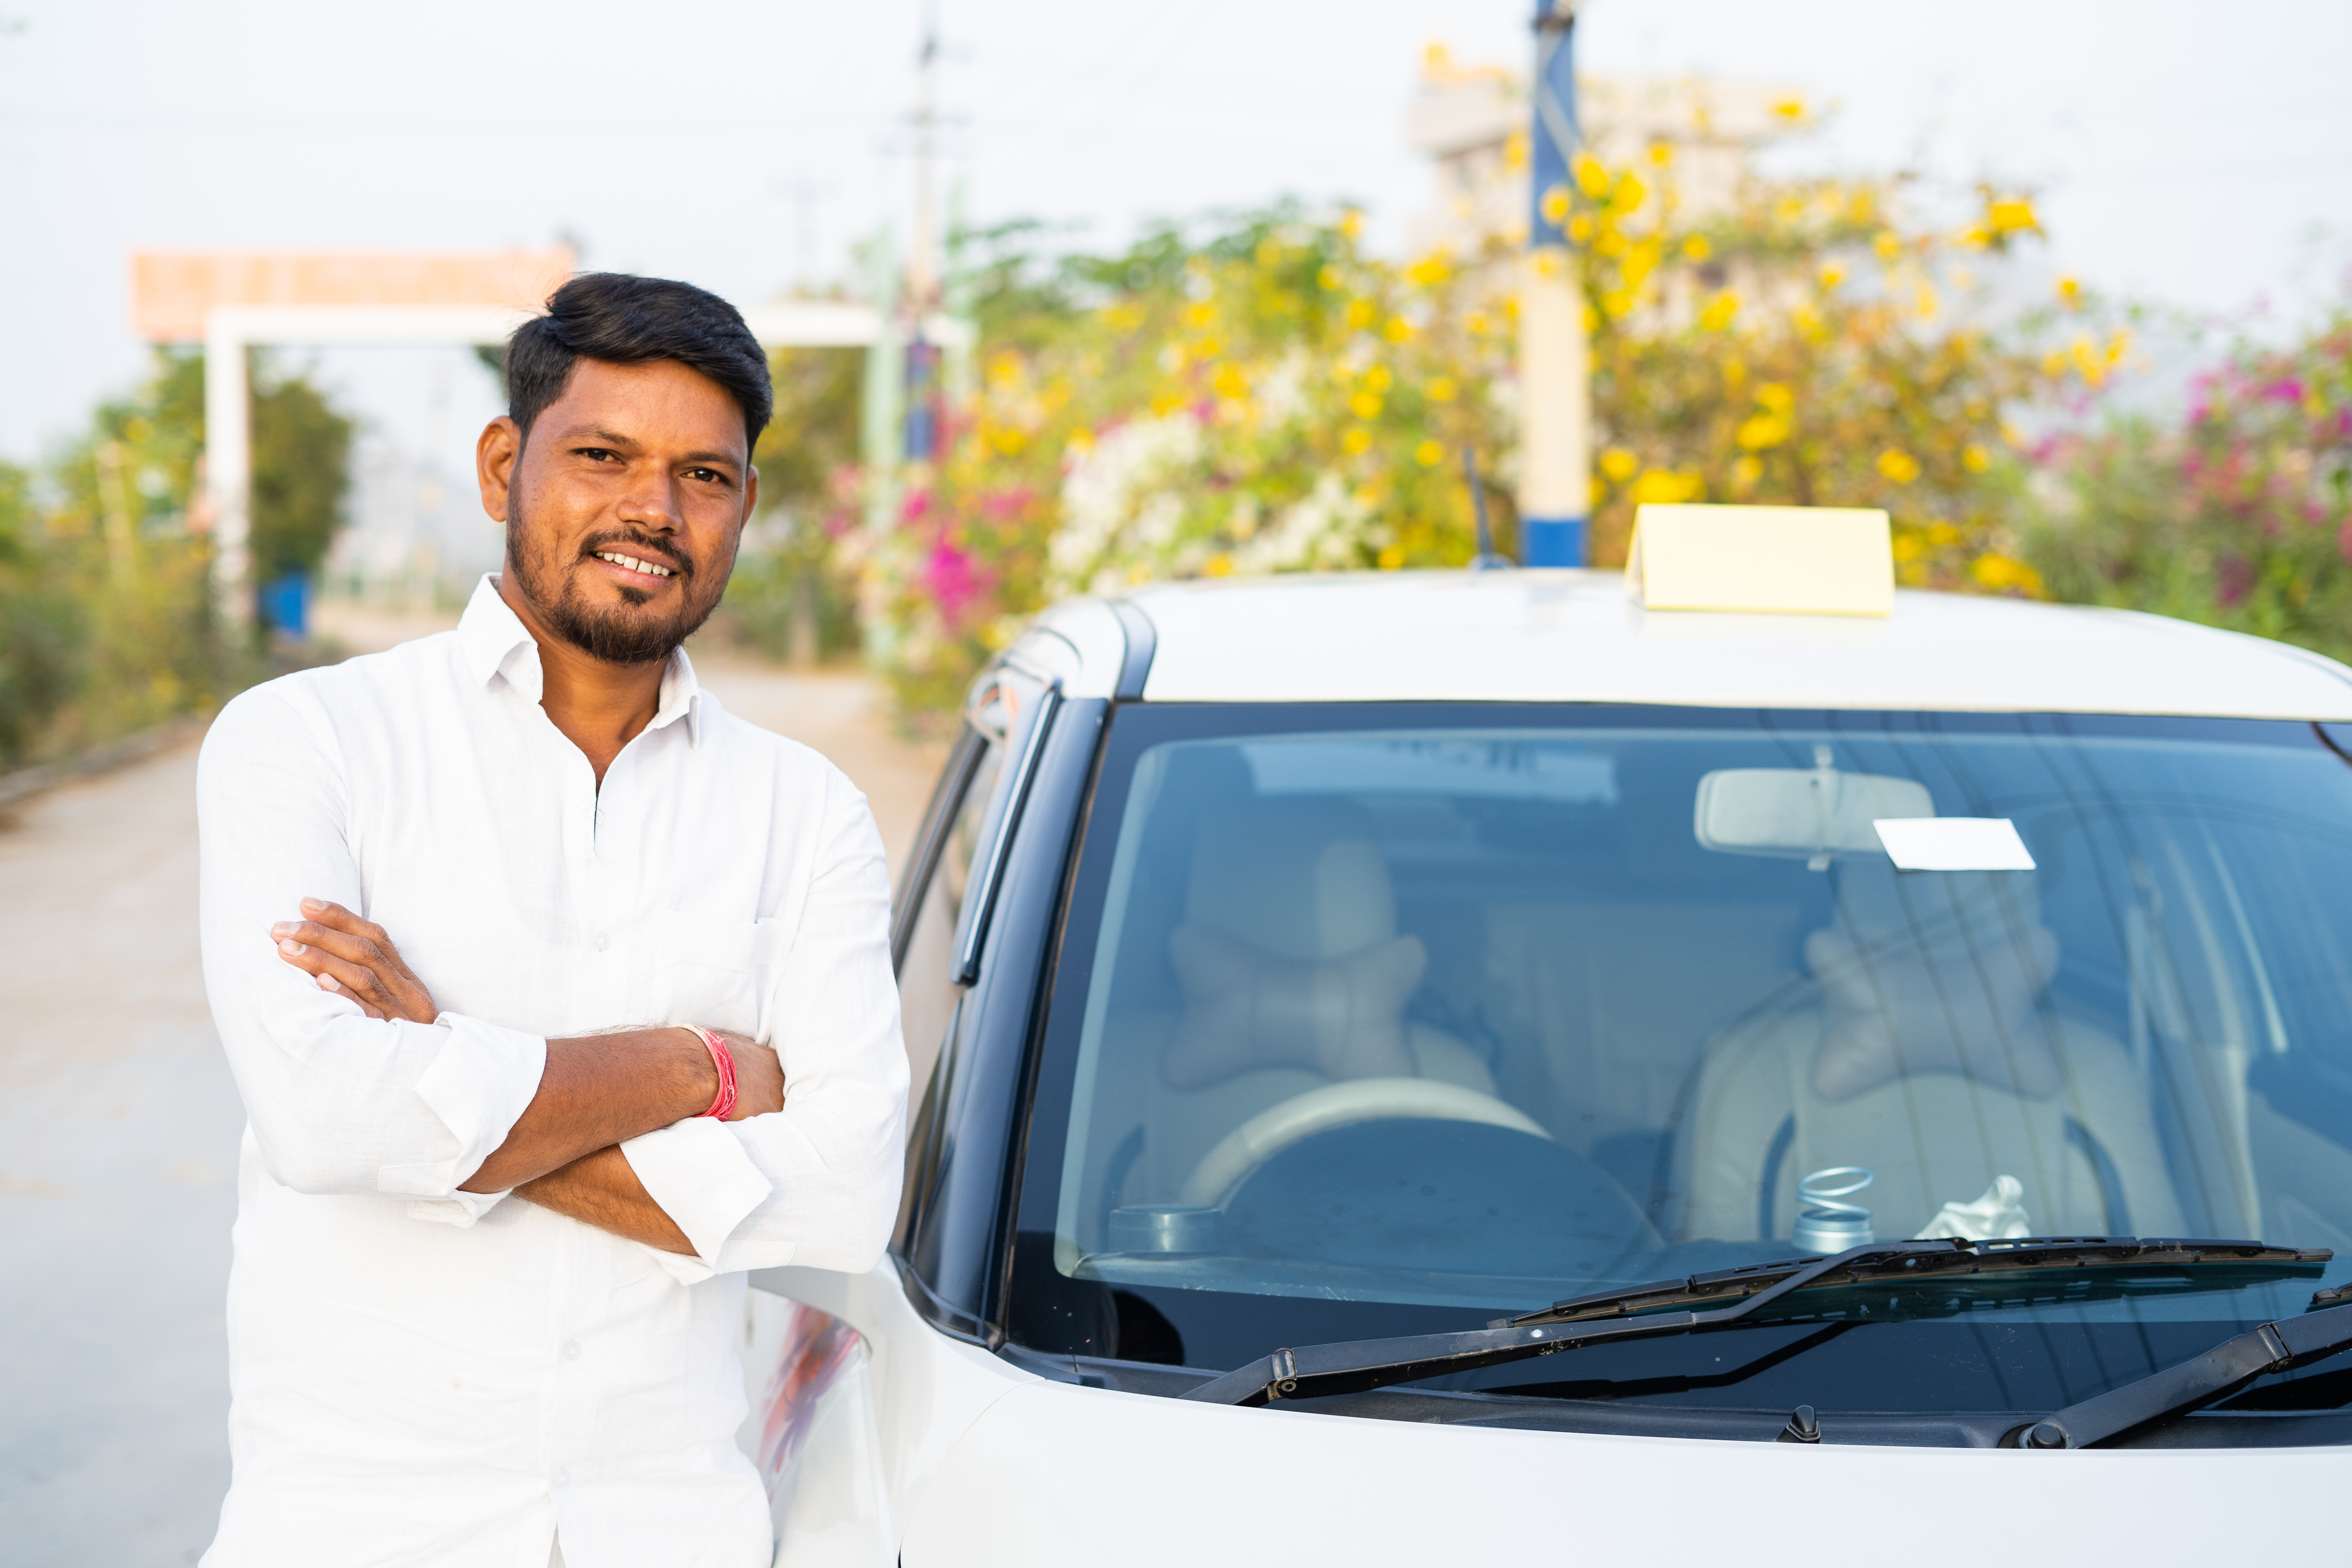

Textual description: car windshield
[1008,704,2352,1414]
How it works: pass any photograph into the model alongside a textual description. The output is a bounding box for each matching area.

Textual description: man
[196,273,907,1567]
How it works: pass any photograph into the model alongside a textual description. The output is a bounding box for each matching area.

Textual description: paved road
[0,614,943,1566]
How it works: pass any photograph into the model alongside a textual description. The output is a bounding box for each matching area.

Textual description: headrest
[1805,860,2062,1101]
[1185,800,1395,961]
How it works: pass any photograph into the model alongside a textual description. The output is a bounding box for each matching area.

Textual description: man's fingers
[299,897,394,949]
[274,938,401,1012]
[315,971,387,1020]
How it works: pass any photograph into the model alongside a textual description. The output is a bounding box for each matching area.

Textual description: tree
[248,354,355,583]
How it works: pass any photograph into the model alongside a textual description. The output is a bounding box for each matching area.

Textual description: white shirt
[195,577,907,1568]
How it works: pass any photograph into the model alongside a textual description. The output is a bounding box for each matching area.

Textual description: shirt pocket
[650,910,786,1040]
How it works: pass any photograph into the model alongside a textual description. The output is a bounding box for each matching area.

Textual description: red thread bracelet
[686,1025,737,1120]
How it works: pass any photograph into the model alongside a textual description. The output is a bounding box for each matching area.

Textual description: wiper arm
[2007,1288,2352,1448]
[1180,1237,2329,1409]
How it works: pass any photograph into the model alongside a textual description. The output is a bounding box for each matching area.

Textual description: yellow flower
[1737,414,1789,450]
[1339,209,1366,241]
[1755,382,1794,414]
[1184,301,1216,330]
[1349,391,1384,420]
[1601,289,1633,318]
[1818,260,1847,290]
[1540,184,1572,227]
[1464,310,1492,336]
[1631,468,1702,505]
[1595,229,1628,258]
[1731,455,1762,486]
[1873,230,1902,262]
[1064,427,1095,455]
[1344,298,1376,330]
[1699,292,1740,332]
[1503,130,1529,171]
[1681,233,1712,262]
[1600,447,1639,483]
[1962,443,1991,473]
[1365,363,1394,393]
[1913,283,1940,320]
[1927,522,1960,546]
[1149,391,1187,417]
[1205,553,1236,578]
[1771,96,1808,123]
[1891,532,1923,563]
[1211,362,1249,399]
[1405,252,1451,288]
[1343,427,1373,455]
[1648,141,1675,167]
[1575,153,1610,198]
[1318,265,1342,290]
[1613,173,1647,214]
[1414,439,1445,468]
[1568,214,1595,244]
[2056,275,2082,308]
[1985,196,2039,235]
[1384,316,1413,343]
[1425,375,1458,404]
[1877,448,1922,485]
[1377,545,1406,570]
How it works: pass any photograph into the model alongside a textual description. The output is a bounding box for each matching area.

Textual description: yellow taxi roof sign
[1628,503,1894,618]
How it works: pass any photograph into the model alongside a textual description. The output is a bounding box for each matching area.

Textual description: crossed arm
[270,897,783,1254]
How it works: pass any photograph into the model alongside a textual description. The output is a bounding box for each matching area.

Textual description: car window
[1010,704,2352,1407]
[898,738,1004,1095]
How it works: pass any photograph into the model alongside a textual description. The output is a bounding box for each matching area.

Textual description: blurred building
[1407,44,1800,257]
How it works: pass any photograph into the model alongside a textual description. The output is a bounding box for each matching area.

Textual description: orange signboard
[131,247,576,342]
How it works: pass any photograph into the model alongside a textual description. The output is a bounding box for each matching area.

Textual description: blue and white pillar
[1517,0,1591,567]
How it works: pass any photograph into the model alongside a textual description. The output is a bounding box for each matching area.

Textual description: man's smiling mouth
[593,550,677,580]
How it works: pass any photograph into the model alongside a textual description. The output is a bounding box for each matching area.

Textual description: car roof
[1021,570,2352,720]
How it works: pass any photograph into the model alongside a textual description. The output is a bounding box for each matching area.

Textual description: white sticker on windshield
[1872,817,2036,872]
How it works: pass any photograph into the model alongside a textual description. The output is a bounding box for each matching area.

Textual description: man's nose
[616,470,682,533]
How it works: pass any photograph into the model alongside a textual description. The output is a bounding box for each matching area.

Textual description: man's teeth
[595,551,674,578]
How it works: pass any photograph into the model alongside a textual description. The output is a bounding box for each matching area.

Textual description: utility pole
[1518,0,1590,567]
[902,0,943,464]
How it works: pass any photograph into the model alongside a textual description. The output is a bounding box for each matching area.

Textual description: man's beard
[506,504,725,666]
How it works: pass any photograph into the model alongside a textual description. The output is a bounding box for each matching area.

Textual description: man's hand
[271,898,439,1024]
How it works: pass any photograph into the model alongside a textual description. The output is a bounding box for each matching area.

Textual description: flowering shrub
[2025,309,2352,661]
[864,167,2117,718]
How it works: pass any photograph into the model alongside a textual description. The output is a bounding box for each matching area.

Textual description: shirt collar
[456,574,706,747]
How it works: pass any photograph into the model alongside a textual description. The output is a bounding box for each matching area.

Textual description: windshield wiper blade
[1515,1236,2330,1328]
[1180,1237,2329,1409]
[2006,1291,2352,1448]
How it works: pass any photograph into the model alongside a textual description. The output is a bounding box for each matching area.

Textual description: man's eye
[575,448,616,462]
[687,468,729,485]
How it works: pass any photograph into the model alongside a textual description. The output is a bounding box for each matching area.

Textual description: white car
[739,567,2352,1566]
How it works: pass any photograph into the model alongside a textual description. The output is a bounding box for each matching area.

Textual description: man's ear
[477,416,523,523]
[741,460,759,521]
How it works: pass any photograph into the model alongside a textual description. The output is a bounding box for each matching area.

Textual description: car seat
[1674,860,2185,1245]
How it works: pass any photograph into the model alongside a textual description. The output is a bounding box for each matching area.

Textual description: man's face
[478,357,759,666]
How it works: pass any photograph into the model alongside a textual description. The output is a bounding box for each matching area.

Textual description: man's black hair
[505,272,773,450]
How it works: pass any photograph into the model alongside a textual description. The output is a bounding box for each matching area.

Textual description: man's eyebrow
[555,425,642,450]
[679,450,743,467]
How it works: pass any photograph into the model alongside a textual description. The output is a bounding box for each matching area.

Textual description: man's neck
[494,572,668,787]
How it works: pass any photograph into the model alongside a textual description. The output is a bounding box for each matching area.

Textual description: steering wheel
[1178,1077,1551,1209]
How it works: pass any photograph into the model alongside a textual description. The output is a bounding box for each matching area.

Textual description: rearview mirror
[1695,764,1934,866]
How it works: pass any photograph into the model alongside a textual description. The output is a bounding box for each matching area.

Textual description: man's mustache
[578,531,693,578]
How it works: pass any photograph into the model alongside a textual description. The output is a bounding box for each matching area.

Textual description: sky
[2,0,2348,481]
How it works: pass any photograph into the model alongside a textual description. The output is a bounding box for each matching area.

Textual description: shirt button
[593,932,609,952]
[563,1339,582,1361]
[554,1466,571,1489]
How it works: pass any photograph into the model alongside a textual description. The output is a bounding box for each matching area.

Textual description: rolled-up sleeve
[197,684,546,1215]
[622,767,908,1281]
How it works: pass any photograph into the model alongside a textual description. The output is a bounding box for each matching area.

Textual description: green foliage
[249,356,355,581]
[0,347,351,770]
[711,346,868,663]
[2024,310,2352,662]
